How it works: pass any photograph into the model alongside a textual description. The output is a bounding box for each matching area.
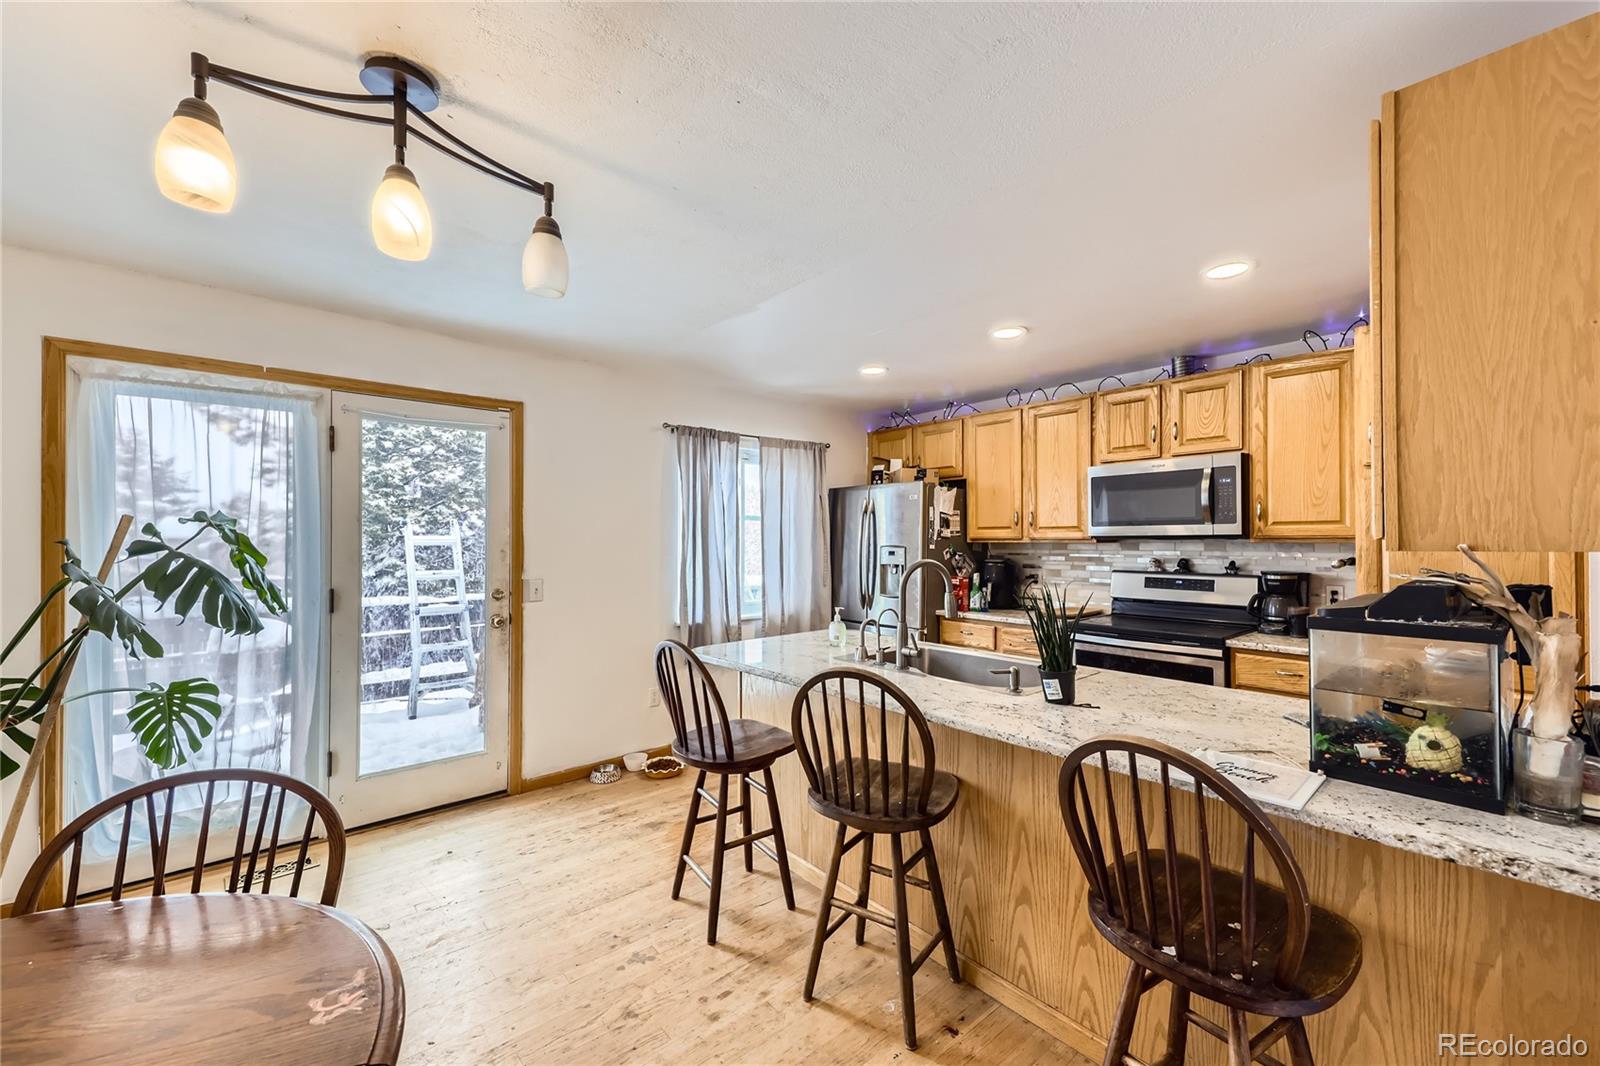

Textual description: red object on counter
[954,575,970,612]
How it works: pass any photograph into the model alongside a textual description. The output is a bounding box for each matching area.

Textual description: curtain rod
[661,422,830,449]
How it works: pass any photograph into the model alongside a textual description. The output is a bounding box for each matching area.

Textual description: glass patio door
[327,393,512,826]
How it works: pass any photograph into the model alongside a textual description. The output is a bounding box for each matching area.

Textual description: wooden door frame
[35,336,526,906]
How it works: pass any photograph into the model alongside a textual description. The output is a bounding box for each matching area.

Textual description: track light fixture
[154,52,568,297]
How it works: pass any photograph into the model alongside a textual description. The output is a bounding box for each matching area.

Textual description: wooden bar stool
[791,668,962,1050]
[655,640,796,945]
[1058,736,1363,1066]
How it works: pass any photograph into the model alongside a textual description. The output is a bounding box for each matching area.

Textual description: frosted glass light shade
[521,216,567,297]
[154,98,237,213]
[370,164,432,261]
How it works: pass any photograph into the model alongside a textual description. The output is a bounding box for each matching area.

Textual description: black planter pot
[1039,667,1076,705]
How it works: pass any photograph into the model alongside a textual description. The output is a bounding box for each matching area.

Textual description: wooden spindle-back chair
[1058,736,1362,1066]
[653,640,796,945]
[790,668,962,1050]
[14,768,345,917]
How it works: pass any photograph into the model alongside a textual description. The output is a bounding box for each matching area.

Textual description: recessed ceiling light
[859,364,888,377]
[990,325,1029,340]
[1203,260,1253,281]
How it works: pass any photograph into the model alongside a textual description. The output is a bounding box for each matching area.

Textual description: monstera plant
[0,510,285,869]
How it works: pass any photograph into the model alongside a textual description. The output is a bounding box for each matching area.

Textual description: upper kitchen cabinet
[1023,396,1091,539]
[1092,384,1162,463]
[1376,13,1599,551]
[912,420,964,478]
[866,426,912,477]
[1163,368,1244,456]
[965,409,1024,540]
[1249,351,1356,540]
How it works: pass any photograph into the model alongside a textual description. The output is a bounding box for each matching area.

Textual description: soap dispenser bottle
[828,608,846,649]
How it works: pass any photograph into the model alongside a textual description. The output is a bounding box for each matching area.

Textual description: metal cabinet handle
[1150,424,1157,443]
[1274,669,1299,677]
[1255,499,1263,522]
[1172,421,1179,442]
[1027,509,1035,528]
[1013,510,1020,527]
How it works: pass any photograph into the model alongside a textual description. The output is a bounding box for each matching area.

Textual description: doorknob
[491,587,508,601]
[489,614,509,630]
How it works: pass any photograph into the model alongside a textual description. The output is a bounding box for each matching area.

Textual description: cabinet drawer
[939,619,997,651]
[1230,650,1310,697]
[996,625,1039,659]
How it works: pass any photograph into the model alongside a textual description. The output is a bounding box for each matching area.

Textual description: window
[738,440,763,620]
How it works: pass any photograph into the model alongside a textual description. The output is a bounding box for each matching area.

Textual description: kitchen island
[697,631,1600,1066]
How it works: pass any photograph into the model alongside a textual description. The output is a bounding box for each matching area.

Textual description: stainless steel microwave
[1086,451,1247,538]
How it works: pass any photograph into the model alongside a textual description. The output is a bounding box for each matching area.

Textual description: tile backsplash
[982,540,1358,608]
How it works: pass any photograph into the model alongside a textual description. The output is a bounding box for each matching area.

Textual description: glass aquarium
[1308,593,1511,814]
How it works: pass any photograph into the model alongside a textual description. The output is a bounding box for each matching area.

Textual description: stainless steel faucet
[892,559,957,671]
[857,608,899,665]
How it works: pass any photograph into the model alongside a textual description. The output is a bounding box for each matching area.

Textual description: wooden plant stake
[0,515,133,873]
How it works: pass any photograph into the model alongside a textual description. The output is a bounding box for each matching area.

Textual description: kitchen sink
[880,643,1039,691]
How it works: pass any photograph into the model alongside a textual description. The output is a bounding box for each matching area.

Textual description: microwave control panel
[1213,465,1238,524]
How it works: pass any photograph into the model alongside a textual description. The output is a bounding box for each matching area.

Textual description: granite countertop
[1227,632,1310,656]
[696,631,1600,901]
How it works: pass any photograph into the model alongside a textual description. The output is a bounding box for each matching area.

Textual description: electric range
[1073,568,1260,686]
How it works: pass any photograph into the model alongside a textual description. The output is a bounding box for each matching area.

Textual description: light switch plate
[525,577,544,603]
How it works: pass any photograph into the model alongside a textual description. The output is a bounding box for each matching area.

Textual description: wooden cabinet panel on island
[1022,397,1091,539]
[912,420,964,477]
[1249,351,1356,540]
[866,426,912,477]
[1163,368,1244,455]
[964,409,1024,541]
[1092,384,1162,463]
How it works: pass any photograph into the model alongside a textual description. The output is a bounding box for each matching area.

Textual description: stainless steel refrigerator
[829,482,968,640]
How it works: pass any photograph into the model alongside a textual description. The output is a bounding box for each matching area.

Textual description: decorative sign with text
[1193,751,1326,811]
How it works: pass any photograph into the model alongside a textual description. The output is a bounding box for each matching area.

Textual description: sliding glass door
[326,393,512,826]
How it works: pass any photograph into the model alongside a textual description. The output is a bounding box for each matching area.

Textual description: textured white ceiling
[1,2,1586,409]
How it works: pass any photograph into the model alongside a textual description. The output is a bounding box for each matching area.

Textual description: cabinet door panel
[867,427,913,478]
[1250,352,1355,539]
[1023,397,1091,539]
[1165,370,1243,455]
[965,410,1023,540]
[914,420,964,478]
[1093,385,1162,463]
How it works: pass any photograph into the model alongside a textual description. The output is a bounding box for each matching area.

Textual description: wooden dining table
[1,893,404,1065]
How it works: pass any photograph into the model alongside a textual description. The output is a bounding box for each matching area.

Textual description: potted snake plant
[1022,582,1090,705]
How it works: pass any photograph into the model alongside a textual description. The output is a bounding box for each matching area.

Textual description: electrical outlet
[648,688,660,707]
[525,577,544,603]
[1328,587,1343,605]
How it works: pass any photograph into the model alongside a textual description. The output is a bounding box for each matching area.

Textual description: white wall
[0,245,867,901]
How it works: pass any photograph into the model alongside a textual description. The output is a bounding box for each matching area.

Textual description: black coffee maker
[980,558,1016,610]
[1249,571,1310,634]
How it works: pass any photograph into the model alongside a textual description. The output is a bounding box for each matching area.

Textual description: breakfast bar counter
[697,632,1600,1065]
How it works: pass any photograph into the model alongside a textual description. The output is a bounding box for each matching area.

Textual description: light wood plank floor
[327,771,1095,1065]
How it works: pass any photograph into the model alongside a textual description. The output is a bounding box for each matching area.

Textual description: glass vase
[1510,728,1583,825]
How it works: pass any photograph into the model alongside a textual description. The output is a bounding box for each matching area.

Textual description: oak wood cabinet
[1376,14,1598,551]
[866,426,912,478]
[1249,351,1357,540]
[964,409,1024,541]
[938,618,997,651]
[1163,368,1244,456]
[995,624,1039,659]
[1230,649,1310,698]
[1092,384,1162,463]
[1022,396,1091,539]
[912,420,964,478]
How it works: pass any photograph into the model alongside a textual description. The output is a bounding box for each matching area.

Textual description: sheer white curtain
[671,427,742,648]
[759,437,830,635]
[65,364,327,876]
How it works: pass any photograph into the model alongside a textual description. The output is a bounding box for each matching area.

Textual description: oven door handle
[1073,634,1226,661]
[1199,470,1212,524]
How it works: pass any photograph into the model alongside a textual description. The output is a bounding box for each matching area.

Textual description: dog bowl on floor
[643,756,684,780]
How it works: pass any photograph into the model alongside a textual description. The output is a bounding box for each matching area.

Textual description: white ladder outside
[404,521,479,720]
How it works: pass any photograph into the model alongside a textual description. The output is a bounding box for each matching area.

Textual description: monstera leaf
[178,511,287,615]
[61,546,164,659]
[0,678,46,778]
[125,524,266,637]
[124,678,223,770]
